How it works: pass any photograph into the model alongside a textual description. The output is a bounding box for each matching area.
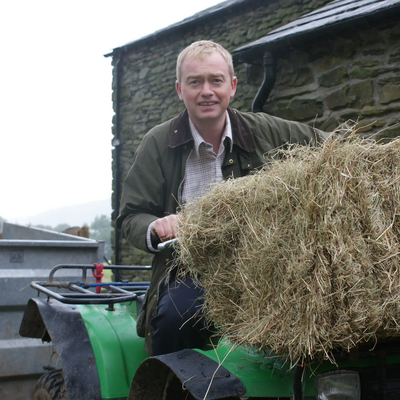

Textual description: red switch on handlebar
[92,263,104,294]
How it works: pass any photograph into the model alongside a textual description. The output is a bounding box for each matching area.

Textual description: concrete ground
[0,376,40,400]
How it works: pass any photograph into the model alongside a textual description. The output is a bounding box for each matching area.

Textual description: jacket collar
[168,108,256,153]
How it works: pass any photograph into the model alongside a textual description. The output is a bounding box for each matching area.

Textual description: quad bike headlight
[315,370,360,400]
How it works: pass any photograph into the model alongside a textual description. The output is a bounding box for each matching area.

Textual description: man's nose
[201,81,213,96]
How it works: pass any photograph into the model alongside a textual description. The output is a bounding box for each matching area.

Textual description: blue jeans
[151,273,211,356]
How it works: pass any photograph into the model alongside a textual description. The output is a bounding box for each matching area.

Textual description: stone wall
[265,21,400,136]
[110,0,400,266]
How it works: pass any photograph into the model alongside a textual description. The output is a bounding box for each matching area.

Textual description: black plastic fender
[128,348,246,400]
[20,298,101,400]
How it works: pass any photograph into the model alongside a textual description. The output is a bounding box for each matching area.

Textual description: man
[117,40,325,356]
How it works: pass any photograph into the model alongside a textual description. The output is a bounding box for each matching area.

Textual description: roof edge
[104,0,250,58]
[232,0,400,63]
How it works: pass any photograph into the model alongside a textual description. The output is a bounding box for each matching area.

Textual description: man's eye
[189,80,199,85]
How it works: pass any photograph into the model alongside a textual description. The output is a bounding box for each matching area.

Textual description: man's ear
[230,76,238,98]
[176,80,183,100]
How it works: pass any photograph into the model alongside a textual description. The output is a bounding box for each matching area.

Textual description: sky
[0,0,223,221]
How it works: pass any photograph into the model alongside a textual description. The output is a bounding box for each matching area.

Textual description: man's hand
[150,215,178,246]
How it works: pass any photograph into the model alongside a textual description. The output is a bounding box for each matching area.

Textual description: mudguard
[128,348,246,400]
[20,298,101,400]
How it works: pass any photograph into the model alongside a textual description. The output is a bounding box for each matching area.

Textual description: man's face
[176,52,237,128]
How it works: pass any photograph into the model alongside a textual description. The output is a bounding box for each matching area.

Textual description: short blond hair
[176,40,234,82]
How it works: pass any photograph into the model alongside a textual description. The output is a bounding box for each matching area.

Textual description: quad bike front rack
[31,263,150,310]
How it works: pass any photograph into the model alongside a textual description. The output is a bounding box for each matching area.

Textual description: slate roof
[233,0,400,62]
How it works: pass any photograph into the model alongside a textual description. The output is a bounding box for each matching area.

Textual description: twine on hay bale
[175,132,400,363]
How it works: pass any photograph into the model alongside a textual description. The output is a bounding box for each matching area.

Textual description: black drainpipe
[251,51,276,113]
[112,49,123,273]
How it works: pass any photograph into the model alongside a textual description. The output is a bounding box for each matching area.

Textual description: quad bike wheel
[33,369,65,400]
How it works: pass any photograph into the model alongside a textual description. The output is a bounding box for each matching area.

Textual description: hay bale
[175,134,400,363]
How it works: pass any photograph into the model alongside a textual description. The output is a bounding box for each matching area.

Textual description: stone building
[105,0,400,266]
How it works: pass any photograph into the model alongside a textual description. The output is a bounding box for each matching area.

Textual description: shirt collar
[188,111,233,156]
[168,108,257,153]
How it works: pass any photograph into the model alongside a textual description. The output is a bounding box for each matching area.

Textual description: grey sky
[0,0,222,220]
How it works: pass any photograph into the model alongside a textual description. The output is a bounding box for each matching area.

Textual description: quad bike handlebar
[157,238,178,251]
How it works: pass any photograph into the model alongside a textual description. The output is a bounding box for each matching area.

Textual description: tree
[90,215,113,261]
[54,223,71,232]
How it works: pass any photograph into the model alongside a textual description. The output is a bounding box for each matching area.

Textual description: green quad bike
[20,262,400,400]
